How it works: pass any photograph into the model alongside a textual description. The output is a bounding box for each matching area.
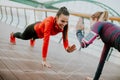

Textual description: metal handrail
[0,5,120,22]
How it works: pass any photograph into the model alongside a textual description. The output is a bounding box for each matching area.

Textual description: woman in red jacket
[10,6,76,68]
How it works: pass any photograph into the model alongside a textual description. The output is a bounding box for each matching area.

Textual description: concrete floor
[0,22,120,80]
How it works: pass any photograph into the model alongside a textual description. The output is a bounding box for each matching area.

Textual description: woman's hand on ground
[42,61,51,68]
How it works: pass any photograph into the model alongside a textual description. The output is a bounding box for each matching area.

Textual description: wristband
[82,31,98,44]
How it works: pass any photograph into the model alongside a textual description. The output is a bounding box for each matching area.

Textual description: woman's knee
[20,35,30,40]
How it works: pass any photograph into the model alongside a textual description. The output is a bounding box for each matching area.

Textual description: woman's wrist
[66,47,69,52]
[42,57,46,62]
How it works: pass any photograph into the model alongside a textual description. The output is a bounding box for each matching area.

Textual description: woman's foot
[85,76,104,80]
[30,39,35,47]
[10,32,16,45]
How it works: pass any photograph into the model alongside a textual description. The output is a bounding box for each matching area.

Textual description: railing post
[79,17,85,51]
[10,7,13,25]
[5,6,8,23]
[58,37,62,43]
[0,6,3,21]
[45,11,47,18]
[34,9,36,22]
[24,8,27,28]
[16,8,19,28]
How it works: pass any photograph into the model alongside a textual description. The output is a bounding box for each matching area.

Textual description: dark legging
[13,22,38,40]
[93,44,110,80]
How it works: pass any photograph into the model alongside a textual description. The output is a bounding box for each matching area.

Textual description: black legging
[93,44,110,80]
[13,22,38,40]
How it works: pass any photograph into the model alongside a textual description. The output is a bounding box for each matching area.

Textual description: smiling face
[56,14,69,30]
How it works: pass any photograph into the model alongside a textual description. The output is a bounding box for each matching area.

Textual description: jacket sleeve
[42,19,53,58]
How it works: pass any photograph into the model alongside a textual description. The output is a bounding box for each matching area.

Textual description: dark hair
[56,6,69,40]
[63,24,68,40]
[56,6,70,17]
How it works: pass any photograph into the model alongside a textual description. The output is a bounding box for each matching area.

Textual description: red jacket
[34,16,69,58]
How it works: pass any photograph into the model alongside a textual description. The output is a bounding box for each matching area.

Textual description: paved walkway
[0,22,120,80]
